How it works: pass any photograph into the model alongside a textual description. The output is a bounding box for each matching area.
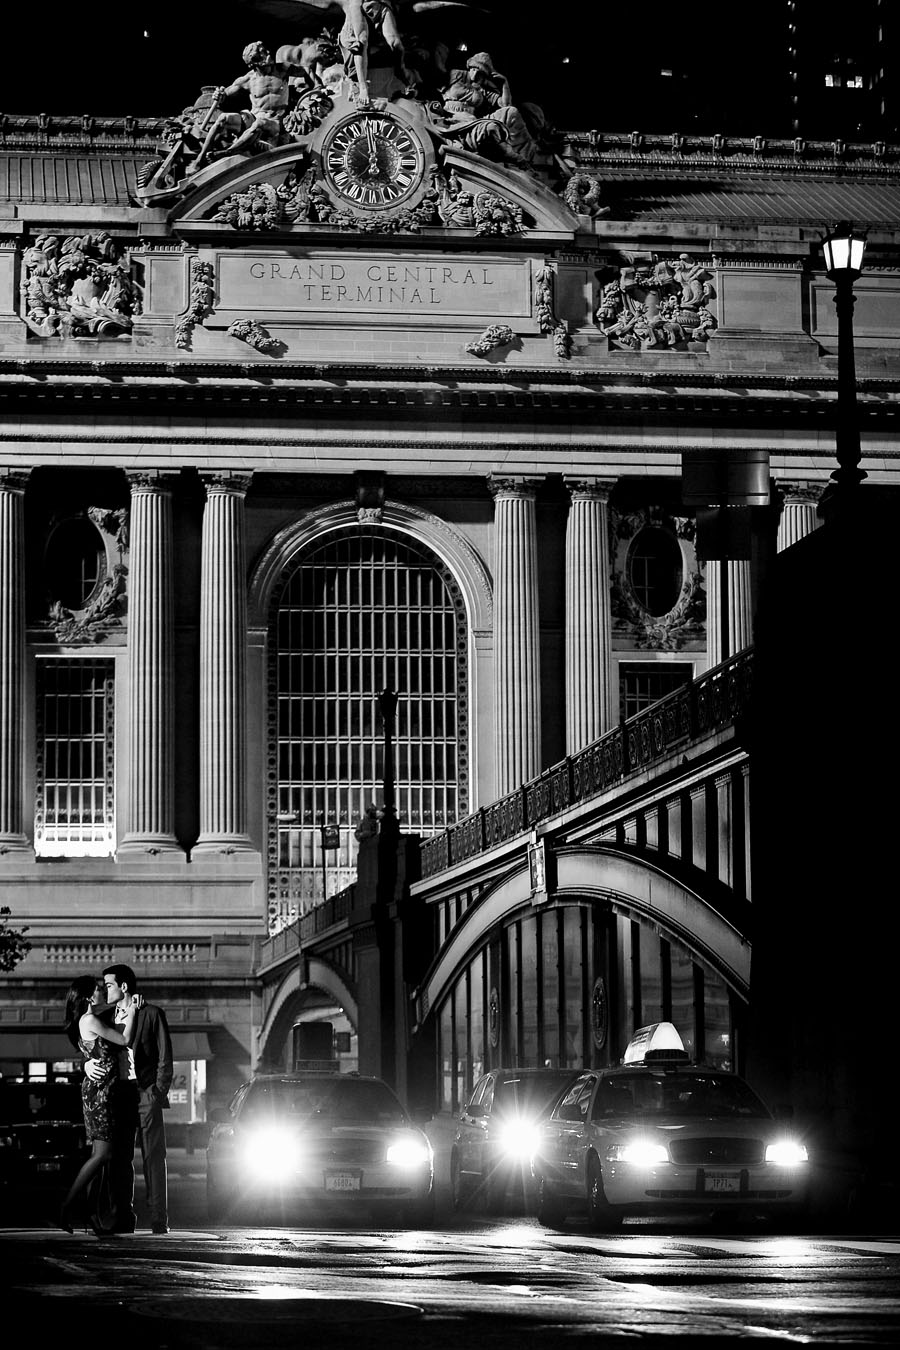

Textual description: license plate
[704,1171,740,1193]
[324,1171,361,1192]
[37,1162,61,1173]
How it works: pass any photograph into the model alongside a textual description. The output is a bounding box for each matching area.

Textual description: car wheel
[450,1150,466,1211]
[536,1169,566,1227]
[586,1155,622,1231]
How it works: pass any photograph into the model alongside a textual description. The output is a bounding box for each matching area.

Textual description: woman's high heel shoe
[58,1206,74,1234]
[88,1212,114,1237]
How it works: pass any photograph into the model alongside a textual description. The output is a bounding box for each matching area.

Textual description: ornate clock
[319,111,428,212]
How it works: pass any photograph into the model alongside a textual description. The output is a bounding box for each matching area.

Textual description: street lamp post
[821,220,868,492]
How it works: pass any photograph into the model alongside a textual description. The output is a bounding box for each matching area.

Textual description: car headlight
[386,1135,432,1168]
[606,1141,669,1165]
[495,1118,542,1161]
[240,1126,302,1179]
[765,1140,809,1166]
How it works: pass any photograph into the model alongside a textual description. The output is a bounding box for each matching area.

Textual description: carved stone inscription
[216,252,530,318]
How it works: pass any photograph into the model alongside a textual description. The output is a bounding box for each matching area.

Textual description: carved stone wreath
[45,507,129,643]
[610,507,706,651]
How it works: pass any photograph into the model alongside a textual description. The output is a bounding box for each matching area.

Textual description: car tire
[450,1150,466,1211]
[586,1155,622,1231]
[536,1169,566,1227]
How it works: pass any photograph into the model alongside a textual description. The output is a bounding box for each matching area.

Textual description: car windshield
[242,1078,408,1124]
[594,1072,770,1119]
[494,1071,576,1118]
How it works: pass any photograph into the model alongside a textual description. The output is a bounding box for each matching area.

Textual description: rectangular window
[619,662,692,722]
[35,658,115,857]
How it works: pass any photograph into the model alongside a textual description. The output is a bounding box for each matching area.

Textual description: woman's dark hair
[64,975,101,1048]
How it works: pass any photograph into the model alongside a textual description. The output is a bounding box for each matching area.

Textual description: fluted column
[194,472,253,853]
[777,481,823,551]
[706,560,753,667]
[119,472,182,855]
[489,475,543,796]
[0,471,30,852]
[563,478,615,753]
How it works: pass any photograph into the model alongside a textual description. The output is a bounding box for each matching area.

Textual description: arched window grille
[267,524,468,932]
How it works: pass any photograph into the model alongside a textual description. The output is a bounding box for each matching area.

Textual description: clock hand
[364,122,380,177]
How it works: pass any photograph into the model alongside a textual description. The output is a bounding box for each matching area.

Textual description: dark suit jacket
[131,1002,174,1103]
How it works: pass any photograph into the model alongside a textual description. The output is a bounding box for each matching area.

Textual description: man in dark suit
[85,963,173,1233]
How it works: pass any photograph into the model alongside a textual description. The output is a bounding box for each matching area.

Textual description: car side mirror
[465,1102,485,1118]
[208,1106,231,1125]
[410,1106,433,1124]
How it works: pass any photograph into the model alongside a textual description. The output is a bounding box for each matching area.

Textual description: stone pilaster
[0,471,30,852]
[119,472,182,855]
[194,472,254,853]
[488,475,543,797]
[777,481,823,551]
[706,560,753,667]
[563,478,615,753]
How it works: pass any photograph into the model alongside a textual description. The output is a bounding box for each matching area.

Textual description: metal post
[378,688,398,819]
[832,270,867,490]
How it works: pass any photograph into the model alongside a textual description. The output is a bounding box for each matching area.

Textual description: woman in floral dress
[60,976,140,1233]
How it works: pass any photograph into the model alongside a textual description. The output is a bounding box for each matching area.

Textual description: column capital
[563,476,617,503]
[0,469,31,493]
[487,474,544,501]
[201,471,253,498]
[126,470,179,493]
[776,479,825,506]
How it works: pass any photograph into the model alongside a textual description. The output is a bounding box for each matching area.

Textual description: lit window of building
[34,659,116,857]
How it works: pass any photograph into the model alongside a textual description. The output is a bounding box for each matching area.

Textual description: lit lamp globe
[822,221,867,279]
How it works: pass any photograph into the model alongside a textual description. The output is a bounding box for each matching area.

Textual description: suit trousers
[108,1080,169,1230]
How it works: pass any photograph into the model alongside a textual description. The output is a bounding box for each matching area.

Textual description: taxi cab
[206,1071,434,1227]
[531,1023,809,1229]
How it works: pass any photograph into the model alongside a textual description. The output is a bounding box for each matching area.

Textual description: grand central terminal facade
[0,26,898,1144]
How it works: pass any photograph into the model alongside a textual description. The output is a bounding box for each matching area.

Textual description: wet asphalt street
[5,1141,900,1349]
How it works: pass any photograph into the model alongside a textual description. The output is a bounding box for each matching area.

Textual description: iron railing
[420,649,753,879]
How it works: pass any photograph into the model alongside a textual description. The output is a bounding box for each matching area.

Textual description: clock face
[321,113,426,211]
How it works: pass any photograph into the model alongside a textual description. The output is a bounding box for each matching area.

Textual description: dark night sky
[3,1,894,140]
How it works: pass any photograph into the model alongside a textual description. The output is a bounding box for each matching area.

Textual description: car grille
[303,1138,385,1167]
[668,1136,765,1166]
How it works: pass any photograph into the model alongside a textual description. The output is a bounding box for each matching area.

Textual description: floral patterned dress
[78,1033,120,1143]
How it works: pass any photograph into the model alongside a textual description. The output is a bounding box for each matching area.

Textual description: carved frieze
[465,323,516,357]
[594,254,718,352]
[175,257,216,350]
[227,317,282,354]
[20,233,142,340]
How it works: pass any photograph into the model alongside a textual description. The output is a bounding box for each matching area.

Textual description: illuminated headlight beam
[240,1126,303,1179]
[386,1137,432,1168]
[765,1140,809,1166]
[606,1141,669,1165]
[495,1119,542,1161]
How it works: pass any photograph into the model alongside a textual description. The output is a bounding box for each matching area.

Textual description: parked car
[451,1066,581,1212]
[0,1081,89,1209]
[206,1072,434,1227]
[531,1023,809,1230]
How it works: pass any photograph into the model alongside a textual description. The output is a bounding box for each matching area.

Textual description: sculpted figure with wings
[248,0,473,105]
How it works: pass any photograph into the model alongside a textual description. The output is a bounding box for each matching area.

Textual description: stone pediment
[156,97,581,242]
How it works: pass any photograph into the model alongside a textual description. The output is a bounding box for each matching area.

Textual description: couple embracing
[61,964,173,1235]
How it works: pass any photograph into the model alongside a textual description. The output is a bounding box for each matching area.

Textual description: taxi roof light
[622,1021,691,1065]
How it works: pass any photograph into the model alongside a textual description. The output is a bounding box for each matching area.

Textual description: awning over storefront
[1,1030,213,1062]
[171,1032,212,1060]
[0,1033,76,1061]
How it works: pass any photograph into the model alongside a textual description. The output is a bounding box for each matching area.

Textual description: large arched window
[268,524,468,931]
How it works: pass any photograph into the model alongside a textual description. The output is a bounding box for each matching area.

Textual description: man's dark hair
[102,962,138,992]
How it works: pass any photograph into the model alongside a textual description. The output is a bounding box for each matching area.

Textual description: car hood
[587,1116,781,1138]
